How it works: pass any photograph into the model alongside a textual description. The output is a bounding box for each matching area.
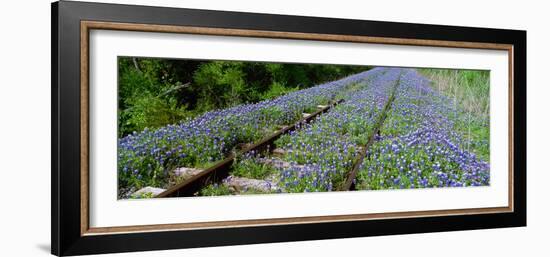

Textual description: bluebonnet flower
[356,68,490,190]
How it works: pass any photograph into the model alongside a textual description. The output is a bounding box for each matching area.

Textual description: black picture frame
[51,1,526,256]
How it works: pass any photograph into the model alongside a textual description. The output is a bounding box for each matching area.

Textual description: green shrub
[261,81,298,100]
[119,94,192,136]
[117,57,370,137]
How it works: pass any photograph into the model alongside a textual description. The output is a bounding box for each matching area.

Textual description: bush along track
[118,68,383,198]
[355,69,490,190]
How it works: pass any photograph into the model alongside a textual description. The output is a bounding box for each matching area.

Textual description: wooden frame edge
[81,21,90,236]
[83,20,513,50]
[79,20,515,236]
[509,46,515,213]
[85,206,512,235]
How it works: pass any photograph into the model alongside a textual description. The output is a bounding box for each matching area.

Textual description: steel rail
[156,99,344,198]
[340,75,401,191]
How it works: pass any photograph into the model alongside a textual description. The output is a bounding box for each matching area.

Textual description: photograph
[117,58,490,199]
[45,1,528,255]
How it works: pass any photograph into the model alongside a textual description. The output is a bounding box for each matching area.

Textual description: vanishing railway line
[179,68,402,196]
[119,68,383,199]
[145,67,403,197]
[340,74,400,191]
[121,67,490,199]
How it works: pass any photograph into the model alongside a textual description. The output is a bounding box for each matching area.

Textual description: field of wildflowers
[118,69,378,198]
[356,69,490,190]
[118,66,490,198]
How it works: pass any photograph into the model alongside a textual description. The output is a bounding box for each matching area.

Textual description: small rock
[272,148,287,157]
[259,158,291,169]
[302,113,311,118]
[236,143,253,151]
[223,176,279,192]
[174,167,203,180]
[130,186,165,198]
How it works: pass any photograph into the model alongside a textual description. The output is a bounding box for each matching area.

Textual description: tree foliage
[118,57,369,137]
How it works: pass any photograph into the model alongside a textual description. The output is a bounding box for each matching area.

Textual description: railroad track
[155,99,344,198]
[155,73,402,197]
[340,74,401,191]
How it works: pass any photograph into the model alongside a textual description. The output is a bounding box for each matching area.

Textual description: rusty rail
[340,76,401,191]
[156,99,344,198]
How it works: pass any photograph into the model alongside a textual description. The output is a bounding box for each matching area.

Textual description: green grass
[418,69,490,119]
[199,183,232,196]
[418,68,490,161]
[231,155,274,179]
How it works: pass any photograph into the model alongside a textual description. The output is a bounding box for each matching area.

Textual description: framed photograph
[52,1,526,255]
